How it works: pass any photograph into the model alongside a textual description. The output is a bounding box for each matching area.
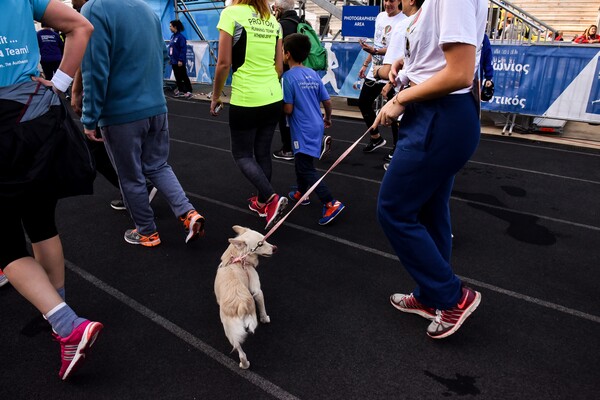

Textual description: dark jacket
[278,10,300,72]
[169,31,188,65]
[279,10,300,38]
[480,34,493,81]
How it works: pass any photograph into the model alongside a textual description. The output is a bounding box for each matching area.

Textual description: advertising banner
[482,45,600,123]
[164,41,212,84]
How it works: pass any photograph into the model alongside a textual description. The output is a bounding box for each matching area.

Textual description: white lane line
[185,191,600,325]
[168,112,600,157]
[169,137,600,186]
[65,260,301,400]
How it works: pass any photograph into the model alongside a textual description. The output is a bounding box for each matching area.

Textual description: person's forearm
[212,64,229,100]
[323,100,332,119]
[41,0,93,78]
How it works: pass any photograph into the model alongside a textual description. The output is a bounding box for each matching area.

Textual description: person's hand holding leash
[210,98,223,116]
[371,94,405,130]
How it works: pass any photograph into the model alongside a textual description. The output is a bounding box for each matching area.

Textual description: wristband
[51,69,73,93]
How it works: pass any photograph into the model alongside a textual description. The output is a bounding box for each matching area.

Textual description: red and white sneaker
[390,293,436,320]
[58,320,104,380]
[426,286,481,339]
[264,194,288,231]
[248,196,267,217]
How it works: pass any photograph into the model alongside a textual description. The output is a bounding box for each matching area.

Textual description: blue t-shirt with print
[282,66,330,158]
[0,0,50,87]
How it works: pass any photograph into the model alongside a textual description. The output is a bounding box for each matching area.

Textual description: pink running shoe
[58,320,104,380]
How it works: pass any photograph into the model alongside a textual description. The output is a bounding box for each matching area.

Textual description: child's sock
[56,287,66,301]
[45,302,86,338]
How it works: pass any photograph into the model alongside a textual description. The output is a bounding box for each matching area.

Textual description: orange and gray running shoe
[124,229,161,247]
[180,210,205,243]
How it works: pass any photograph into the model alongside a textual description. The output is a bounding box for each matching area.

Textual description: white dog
[214,225,276,369]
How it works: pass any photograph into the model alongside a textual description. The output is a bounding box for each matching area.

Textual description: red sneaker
[248,196,267,217]
[58,320,103,380]
[264,194,288,230]
[390,293,436,320]
[426,286,481,339]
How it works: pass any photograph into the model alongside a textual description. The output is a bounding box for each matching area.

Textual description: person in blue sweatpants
[372,0,486,339]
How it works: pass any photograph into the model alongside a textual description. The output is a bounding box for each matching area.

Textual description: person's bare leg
[32,235,65,291]
[3,256,64,315]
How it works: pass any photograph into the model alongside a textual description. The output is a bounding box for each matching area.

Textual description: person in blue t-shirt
[169,19,193,98]
[282,33,345,225]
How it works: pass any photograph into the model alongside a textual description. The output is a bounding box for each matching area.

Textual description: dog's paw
[240,360,250,369]
[260,315,270,324]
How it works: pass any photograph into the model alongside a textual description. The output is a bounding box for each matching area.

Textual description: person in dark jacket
[169,19,193,98]
[480,34,494,101]
[271,0,301,160]
[36,22,64,80]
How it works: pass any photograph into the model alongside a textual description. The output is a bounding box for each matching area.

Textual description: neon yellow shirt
[217,5,283,107]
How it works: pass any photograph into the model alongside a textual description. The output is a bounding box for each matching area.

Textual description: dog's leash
[259,128,373,247]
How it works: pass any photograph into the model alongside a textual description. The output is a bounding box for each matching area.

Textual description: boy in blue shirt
[282,33,345,225]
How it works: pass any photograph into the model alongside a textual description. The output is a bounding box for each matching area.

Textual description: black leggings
[172,63,193,93]
[358,79,398,143]
[0,193,58,268]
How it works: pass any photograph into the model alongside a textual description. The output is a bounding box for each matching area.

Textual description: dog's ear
[232,225,248,235]
[228,238,246,250]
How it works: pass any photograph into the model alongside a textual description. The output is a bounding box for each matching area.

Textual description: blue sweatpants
[101,113,194,235]
[377,93,480,310]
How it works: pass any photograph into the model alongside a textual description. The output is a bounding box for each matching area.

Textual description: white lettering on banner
[493,59,530,75]
[492,95,527,109]
[343,16,377,22]
[354,22,365,27]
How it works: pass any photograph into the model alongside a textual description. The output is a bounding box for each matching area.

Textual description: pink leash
[260,128,373,246]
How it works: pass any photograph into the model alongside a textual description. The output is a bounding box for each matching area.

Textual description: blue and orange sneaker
[318,200,345,225]
[288,190,310,206]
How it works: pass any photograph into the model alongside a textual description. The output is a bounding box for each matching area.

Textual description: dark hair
[283,33,311,64]
[170,20,184,32]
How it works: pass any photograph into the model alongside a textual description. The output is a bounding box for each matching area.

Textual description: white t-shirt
[383,13,415,65]
[402,0,487,94]
[366,11,406,81]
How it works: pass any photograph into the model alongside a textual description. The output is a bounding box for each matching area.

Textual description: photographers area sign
[341,6,379,38]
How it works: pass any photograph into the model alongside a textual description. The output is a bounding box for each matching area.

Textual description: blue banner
[482,45,600,122]
[342,6,379,38]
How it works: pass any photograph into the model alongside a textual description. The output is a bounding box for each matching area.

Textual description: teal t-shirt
[0,0,50,87]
